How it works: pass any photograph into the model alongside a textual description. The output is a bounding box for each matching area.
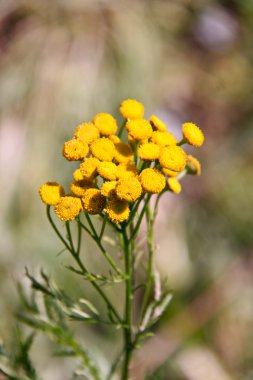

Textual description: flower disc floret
[97,162,118,180]
[138,142,160,161]
[39,182,65,205]
[151,131,177,147]
[82,189,106,215]
[159,146,186,171]
[80,157,100,180]
[139,169,166,193]
[119,99,144,120]
[186,155,201,175]
[90,137,115,162]
[54,196,82,221]
[126,119,153,142]
[167,178,181,194]
[93,113,117,136]
[116,177,142,202]
[150,115,167,132]
[100,181,117,197]
[70,180,95,197]
[182,122,204,147]
[63,139,88,161]
[114,142,133,163]
[74,122,100,144]
[105,199,130,223]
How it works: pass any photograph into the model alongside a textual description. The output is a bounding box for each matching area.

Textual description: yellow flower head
[97,162,118,180]
[151,131,177,147]
[150,115,167,132]
[73,168,85,182]
[159,146,186,171]
[105,198,130,223]
[126,119,153,142]
[138,142,160,161]
[93,113,117,136]
[109,135,121,144]
[54,196,82,221]
[70,180,95,197]
[100,181,118,197]
[162,168,179,177]
[182,122,204,147]
[119,99,144,120]
[74,122,100,145]
[90,137,115,162]
[167,177,182,194]
[186,155,201,175]
[116,162,138,179]
[82,188,106,215]
[39,182,65,205]
[114,142,133,164]
[139,168,166,193]
[80,157,100,180]
[116,177,142,202]
[63,139,89,161]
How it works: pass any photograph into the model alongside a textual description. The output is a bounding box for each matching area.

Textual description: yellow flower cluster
[39,99,204,223]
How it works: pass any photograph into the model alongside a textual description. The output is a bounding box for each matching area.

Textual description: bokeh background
[0,0,253,379]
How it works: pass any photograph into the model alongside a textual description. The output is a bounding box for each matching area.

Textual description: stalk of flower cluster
[38,98,204,379]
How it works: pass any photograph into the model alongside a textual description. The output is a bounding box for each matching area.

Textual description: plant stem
[121,226,133,380]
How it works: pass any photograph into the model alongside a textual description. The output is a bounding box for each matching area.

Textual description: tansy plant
[0,100,204,380]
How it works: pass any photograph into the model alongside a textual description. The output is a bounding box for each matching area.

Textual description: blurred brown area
[0,0,253,379]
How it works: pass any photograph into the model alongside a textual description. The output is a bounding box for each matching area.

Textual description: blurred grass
[0,0,253,379]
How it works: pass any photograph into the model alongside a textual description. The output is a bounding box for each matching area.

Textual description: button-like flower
[126,119,153,141]
[82,189,106,215]
[119,99,144,120]
[182,122,204,147]
[167,178,182,194]
[105,198,130,223]
[151,131,177,147]
[97,162,118,180]
[74,122,100,144]
[150,115,167,132]
[139,169,166,194]
[138,142,160,161]
[39,182,65,205]
[63,139,89,161]
[159,146,186,171]
[116,177,142,202]
[93,113,117,136]
[54,196,82,221]
[90,138,115,162]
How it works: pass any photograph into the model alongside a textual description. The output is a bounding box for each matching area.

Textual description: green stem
[140,204,154,323]
[77,217,122,275]
[121,226,133,380]
[46,207,122,324]
[130,194,151,240]
[46,206,71,252]
[118,120,126,138]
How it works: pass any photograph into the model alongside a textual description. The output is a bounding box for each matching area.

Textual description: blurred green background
[0,0,253,379]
